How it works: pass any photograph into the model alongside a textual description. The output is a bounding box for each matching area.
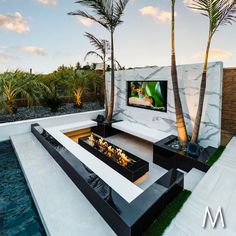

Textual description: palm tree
[171,0,188,147]
[0,70,47,114]
[190,0,236,143]
[68,0,129,122]
[84,32,110,116]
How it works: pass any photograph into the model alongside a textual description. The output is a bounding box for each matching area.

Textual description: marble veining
[106,62,223,147]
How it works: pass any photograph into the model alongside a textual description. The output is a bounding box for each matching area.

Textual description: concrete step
[184,168,205,191]
[11,132,114,236]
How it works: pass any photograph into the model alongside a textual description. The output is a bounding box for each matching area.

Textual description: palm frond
[84,32,104,50]
[191,0,236,35]
[69,0,129,31]
[84,50,103,61]
[113,0,129,27]
[84,32,109,56]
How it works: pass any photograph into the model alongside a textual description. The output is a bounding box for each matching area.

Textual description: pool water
[0,140,46,236]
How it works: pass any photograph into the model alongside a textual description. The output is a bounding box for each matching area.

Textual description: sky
[0,0,235,74]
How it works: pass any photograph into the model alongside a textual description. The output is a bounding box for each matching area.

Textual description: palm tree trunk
[103,58,108,118]
[106,31,115,122]
[171,0,188,147]
[191,35,212,143]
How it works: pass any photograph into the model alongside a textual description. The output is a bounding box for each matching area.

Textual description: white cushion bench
[112,120,170,143]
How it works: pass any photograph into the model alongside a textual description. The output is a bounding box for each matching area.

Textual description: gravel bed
[0,102,103,124]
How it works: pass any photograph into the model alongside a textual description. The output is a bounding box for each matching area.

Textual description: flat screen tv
[127,81,168,112]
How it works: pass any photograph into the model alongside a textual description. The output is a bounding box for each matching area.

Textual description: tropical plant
[68,0,129,122]
[171,0,188,147]
[66,69,101,108]
[84,32,110,116]
[190,0,236,143]
[72,71,88,108]
[39,70,67,112]
[0,70,47,114]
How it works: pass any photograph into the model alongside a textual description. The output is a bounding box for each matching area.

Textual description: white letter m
[202,206,225,228]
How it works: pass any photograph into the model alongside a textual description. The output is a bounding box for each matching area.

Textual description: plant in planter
[68,0,129,123]
[189,0,236,143]
[154,0,236,170]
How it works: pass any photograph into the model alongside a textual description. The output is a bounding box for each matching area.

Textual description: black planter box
[91,120,122,138]
[153,135,214,172]
[31,124,184,236]
[79,135,149,182]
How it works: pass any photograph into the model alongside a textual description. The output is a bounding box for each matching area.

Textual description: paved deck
[164,136,236,236]
[11,133,115,236]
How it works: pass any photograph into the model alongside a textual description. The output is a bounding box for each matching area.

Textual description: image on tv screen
[127,81,167,112]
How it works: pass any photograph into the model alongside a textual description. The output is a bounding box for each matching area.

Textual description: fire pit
[79,133,149,182]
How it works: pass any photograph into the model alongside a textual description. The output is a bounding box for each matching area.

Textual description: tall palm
[190,0,236,143]
[84,32,109,116]
[68,0,129,122]
[171,0,188,147]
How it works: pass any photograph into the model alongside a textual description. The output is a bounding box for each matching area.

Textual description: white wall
[0,110,104,142]
[106,62,223,148]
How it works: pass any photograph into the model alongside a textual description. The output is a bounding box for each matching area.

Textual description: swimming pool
[0,140,46,236]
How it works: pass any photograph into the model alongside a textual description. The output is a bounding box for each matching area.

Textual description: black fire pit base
[79,134,149,182]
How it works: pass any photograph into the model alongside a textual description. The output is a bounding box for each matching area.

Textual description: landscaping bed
[0,102,103,124]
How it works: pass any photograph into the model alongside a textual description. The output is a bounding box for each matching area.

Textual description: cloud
[0,12,30,33]
[78,17,94,26]
[183,0,194,6]
[139,6,174,23]
[37,0,57,5]
[0,52,8,62]
[192,49,233,60]
[20,47,46,56]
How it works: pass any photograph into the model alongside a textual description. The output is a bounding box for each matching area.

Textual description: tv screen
[127,81,168,112]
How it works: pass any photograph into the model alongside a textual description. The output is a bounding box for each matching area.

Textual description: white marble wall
[106,62,223,148]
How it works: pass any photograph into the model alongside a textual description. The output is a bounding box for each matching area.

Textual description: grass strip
[143,190,191,236]
[206,145,225,166]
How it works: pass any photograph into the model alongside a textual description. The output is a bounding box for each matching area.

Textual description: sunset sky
[0,0,235,73]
